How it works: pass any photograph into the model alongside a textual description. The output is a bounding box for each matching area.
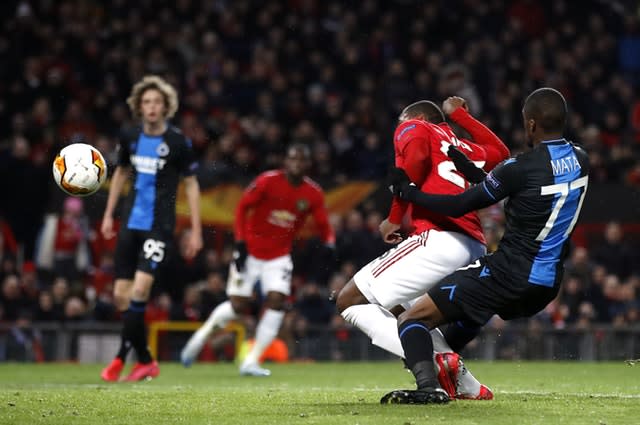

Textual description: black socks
[123,300,152,364]
[398,319,437,389]
[116,309,132,361]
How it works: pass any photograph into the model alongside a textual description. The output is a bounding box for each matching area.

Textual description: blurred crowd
[1,0,640,359]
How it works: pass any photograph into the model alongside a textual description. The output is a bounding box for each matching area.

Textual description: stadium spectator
[1,274,29,322]
[170,284,201,322]
[50,276,69,318]
[591,221,637,280]
[334,210,375,270]
[293,282,335,328]
[0,0,638,362]
[0,136,49,261]
[34,196,91,283]
[199,272,228,318]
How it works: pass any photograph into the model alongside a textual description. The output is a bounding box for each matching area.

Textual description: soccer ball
[52,143,108,197]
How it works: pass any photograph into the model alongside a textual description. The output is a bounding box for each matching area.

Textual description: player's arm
[444,97,510,167]
[233,177,266,242]
[183,175,203,259]
[101,166,129,239]
[447,145,487,184]
[310,191,336,247]
[101,136,131,239]
[178,138,203,258]
[389,158,522,217]
[232,176,266,270]
[387,124,431,223]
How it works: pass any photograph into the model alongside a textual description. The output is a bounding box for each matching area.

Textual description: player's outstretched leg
[341,304,405,357]
[386,319,451,404]
[181,300,237,367]
[239,309,284,377]
[380,388,450,404]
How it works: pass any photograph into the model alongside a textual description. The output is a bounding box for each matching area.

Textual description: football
[52,143,108,197]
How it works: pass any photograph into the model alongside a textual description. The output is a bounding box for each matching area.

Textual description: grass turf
[0,361,639,425]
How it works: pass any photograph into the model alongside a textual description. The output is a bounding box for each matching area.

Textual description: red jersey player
[181,144,335,376]
[336,97,509,400]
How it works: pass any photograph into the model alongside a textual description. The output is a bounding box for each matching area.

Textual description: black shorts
[114,228,173,280]
[428,256,559,326]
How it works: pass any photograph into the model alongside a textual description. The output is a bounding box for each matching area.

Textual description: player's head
[399,100,445,124]
[522,87,567,146]
[284,143,311,181]
[127,75,179,124]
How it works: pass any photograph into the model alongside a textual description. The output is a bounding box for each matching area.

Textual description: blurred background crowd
[1,0,640,360]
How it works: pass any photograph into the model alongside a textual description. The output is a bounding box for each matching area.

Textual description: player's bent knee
[335,279,367,313]
[398,296,446,330]
[229,296,250,314]
[264,292,285,310]
[113,294,130,312]
[131,287,150,301]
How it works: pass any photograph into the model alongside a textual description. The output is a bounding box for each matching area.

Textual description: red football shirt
[388,107,510,244]
[234,170,335,260]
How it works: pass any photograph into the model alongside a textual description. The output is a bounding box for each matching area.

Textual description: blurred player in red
[336,97,509,399]
[181,144,335,376]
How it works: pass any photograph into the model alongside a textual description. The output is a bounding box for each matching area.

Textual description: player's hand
[388,167,418,202]
[101,215,116,240]
[442,96,468,116]
[322,243,337,266]
[379,219,403,244]
[184,230,203,260]
[387,167,411,194]
[233,241,248,272]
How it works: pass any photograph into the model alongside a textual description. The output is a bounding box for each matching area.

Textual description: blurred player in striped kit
[101,76,203,382]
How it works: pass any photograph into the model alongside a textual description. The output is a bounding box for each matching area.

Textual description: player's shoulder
[302,176,325,194]
[164,125,190,145]
[511,148,538,165]
[489,155,522,180]
[256,169,284,183]
[394,119,433,143]
[569,141,589,160]
[119,126,142,142]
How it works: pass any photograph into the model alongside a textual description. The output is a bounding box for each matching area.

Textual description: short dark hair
[523,88,567,133]
[400,100,445,123]
[287,143,311,159]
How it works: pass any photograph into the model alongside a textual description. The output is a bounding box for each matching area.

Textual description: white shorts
[353,230,486,309]
[226,254,293,297]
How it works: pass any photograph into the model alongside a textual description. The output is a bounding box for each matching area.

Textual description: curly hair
[126,75,179,119]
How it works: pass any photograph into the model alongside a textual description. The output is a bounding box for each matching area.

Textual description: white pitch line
[496,390,640,399]
[302,387,640,399]
[13,384,640,399]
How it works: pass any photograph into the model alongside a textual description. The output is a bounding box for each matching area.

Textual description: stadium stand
[0,0,639,361]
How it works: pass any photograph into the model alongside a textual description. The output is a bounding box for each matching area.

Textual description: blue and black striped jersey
[117,125,198,233]
[482,138,590,288]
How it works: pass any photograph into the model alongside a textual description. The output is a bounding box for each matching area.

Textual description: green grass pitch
[0,361,639,425]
